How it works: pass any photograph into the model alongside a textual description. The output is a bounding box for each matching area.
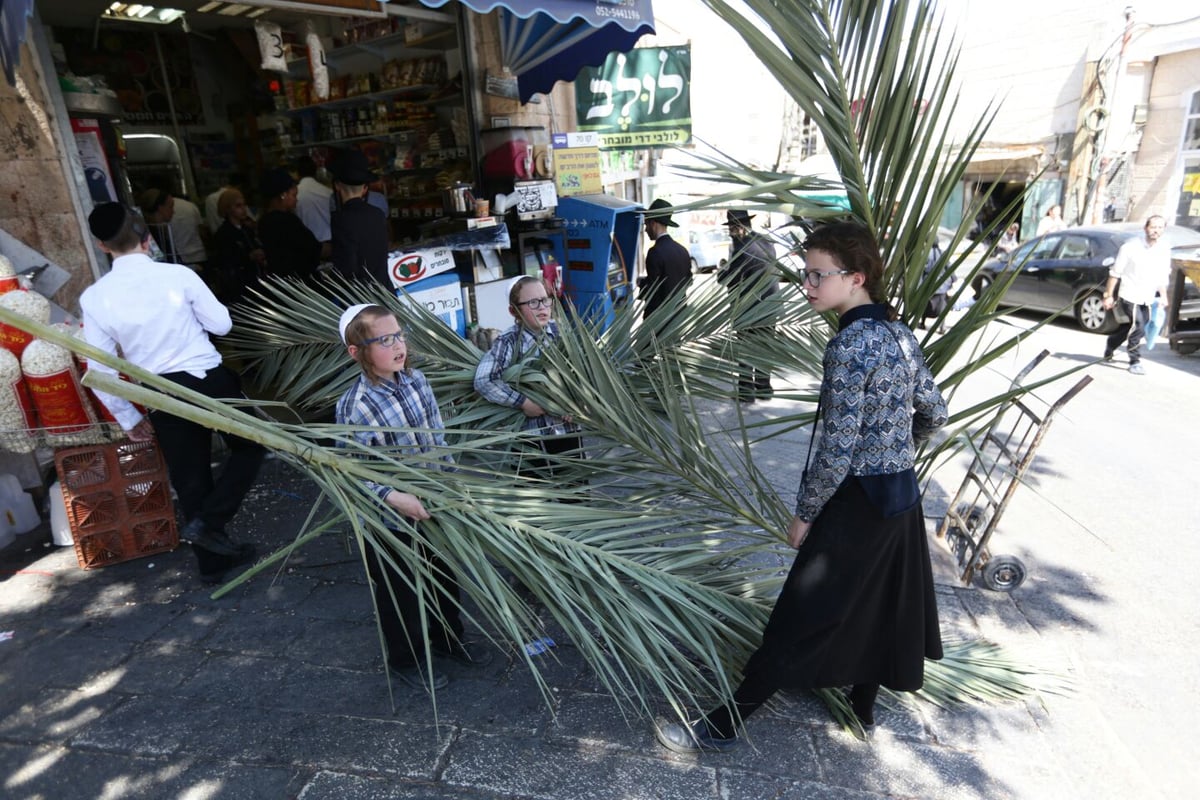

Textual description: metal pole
[152,31,196,197]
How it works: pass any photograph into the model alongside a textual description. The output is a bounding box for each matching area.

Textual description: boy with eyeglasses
[336,303,491,691]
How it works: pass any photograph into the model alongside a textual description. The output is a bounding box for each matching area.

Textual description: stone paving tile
[718,768,893,800]
[443,729,719,800]
[246,712,454,778]
[111,641,204,694]
[71,694,251,759]
[273,662,398,718]
[172,652,293,708]
[281,616,379,668]
[298,769,513,800]
[0,741,302,799]
[0,685,126,745]
[151,606,230,648]
[204,609,310,658]
[812,732,1010,800]
[4,630,135,692]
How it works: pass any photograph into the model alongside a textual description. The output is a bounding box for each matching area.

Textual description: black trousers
[736,326,775,398]
[1105,300,1150,364]
[149,365,265,533]
[363,524,464,669]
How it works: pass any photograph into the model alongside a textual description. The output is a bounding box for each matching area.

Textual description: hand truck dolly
[935,350,1092,591]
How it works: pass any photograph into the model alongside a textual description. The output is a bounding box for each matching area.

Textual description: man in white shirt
[295,156,333,250]
[81,203,265,583]
[168,194,208,268]
[1101,214,1171,375]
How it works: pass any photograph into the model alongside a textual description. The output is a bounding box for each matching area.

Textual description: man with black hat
[718,209,780,402]
[640,198,692,319]
[330,149,390,285]
[80,202,265,584]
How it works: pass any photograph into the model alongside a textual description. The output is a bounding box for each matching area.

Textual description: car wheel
[1075,291,1118,334]
[972,274,993,304]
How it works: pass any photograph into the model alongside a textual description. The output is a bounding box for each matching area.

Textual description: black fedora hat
[330,149,377,185]
[645,198,679,227]
[724,209,755,227]
[261,168,296,198]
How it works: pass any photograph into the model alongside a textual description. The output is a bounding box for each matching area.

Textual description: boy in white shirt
[81,203,264,583]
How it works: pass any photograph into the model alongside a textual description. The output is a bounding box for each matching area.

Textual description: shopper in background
[1035,204,1065,237]
[205,172,251,233]
[256,168,322,282]
[336,303,492,691]
[996,222,1020,254]
[330,149,389,286]
[211,188,266,305]
[656,221,946,752]
[639,198,692,319]
[137,187,179,263]
[718,209,780,402]
[295,155,333,261]
[81,202,264,585]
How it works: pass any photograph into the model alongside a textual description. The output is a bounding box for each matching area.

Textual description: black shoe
[434,640,494,668]
[389,663,449,690]
[736,394,756,404]
[183,518,251,558]
[655,720,738,753]
[194,541,257,584]
[1103,350,1114,362]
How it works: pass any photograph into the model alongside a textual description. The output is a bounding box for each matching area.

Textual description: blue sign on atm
[558,194,643,331]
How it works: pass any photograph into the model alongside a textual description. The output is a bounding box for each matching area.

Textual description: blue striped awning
[421,0,654,103]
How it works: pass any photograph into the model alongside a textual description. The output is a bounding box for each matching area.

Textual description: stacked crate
[54,439,177,569]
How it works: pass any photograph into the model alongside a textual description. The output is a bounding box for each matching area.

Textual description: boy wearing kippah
[80,202,264,584]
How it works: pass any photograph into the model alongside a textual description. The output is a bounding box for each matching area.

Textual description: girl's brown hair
[217,188,245,220]
[803,221,898,320]
[343,305,407,382]
[508,276,550,323]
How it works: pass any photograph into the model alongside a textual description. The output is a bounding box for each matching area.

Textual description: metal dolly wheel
[936,350,1092,591]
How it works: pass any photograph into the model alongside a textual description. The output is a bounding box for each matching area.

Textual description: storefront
[2,0,656,331]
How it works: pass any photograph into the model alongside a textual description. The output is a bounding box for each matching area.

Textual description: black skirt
[741,476,943,692]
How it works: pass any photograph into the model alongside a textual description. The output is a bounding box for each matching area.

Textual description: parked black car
[974,223,1200,334]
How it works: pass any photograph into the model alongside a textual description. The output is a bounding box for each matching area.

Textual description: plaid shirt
[473,322,579,434]
[335,368,453,501]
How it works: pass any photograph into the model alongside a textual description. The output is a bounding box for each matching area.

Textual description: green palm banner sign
[575,45,691,150]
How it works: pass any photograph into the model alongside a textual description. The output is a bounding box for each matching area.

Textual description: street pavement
[0,312,1196,799]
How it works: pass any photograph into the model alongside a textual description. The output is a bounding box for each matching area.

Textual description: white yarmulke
[338,304,374,344]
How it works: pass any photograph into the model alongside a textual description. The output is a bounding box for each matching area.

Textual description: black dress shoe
[183,518,253,558]
[194,541,257,584]
[389,662,449,690]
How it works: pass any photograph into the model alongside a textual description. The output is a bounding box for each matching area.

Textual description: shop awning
[421,0,655,103]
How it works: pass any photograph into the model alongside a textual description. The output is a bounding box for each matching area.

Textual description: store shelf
[286,28,458,74]
[285,130,420,150]
[282,84,436,113]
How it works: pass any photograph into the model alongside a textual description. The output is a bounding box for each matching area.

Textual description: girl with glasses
[657,221,948,751]
[473,276,583,486]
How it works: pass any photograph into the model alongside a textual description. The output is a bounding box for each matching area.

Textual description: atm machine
[557,194,642,332]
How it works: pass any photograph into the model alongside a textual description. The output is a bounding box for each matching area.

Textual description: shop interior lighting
[105,3,186,24]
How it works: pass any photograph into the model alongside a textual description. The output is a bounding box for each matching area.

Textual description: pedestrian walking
[718,209,780,402]
[1102,214,1171,375]
[639,198,692,319]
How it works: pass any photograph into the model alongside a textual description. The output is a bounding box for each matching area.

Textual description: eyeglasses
[516,297,553,309]
[361,332,406,347]
[800,269,850,288]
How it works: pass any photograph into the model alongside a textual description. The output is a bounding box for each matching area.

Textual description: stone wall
[1129,49,1200,223]
[0,41,93,313]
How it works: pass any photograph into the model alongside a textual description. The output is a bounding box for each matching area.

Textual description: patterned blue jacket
[794,304,948,521]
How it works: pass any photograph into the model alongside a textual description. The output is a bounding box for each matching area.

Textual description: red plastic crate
[54,440,178,569]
